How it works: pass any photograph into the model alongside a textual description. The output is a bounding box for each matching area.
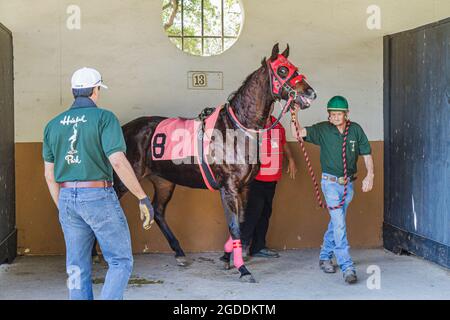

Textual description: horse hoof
[239,274,257,283]
[176,256,189,267]
[223,262,231,270]
[219,254,231,270]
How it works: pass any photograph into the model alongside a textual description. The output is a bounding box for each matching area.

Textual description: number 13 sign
[192,72,207,87]
[188,71,223,90]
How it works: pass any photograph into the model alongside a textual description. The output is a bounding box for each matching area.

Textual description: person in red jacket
[241,104,297,259]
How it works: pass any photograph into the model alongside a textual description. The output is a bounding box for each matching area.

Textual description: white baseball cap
[71,67,108,89]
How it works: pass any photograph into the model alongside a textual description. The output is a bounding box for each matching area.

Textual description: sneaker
[343,269,357,284]
[251,248,280,258]
[319,260,336,273]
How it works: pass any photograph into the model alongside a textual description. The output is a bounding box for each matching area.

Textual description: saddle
[150,106,223,191]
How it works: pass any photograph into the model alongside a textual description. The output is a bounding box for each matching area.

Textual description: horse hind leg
[148,175,189,267]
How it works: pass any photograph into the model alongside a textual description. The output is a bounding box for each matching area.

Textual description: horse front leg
[220,188,256,283]
[220,235,233,270]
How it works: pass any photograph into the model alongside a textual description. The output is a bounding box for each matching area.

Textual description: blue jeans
[319,174,355,272]
[58,187,133,300]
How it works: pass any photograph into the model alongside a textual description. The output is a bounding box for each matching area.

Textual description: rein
[291,112,351,210]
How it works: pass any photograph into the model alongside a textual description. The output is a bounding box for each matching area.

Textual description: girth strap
[197,122,219,191]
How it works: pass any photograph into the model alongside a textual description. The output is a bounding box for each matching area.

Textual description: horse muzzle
[294,95,313,110]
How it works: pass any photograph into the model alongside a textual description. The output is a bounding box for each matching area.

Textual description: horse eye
[277,66,289,78]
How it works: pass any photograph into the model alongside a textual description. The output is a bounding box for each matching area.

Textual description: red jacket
[255,116,286,182]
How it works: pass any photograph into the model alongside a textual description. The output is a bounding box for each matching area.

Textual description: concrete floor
[1,249,449,300]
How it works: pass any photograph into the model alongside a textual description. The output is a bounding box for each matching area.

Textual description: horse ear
[281,44,290,58]
[270,43,279,61]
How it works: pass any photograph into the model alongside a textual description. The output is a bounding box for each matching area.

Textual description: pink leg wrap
[233,239,244,269]
[224,235,233,253]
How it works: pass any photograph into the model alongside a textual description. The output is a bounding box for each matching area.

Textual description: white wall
[1,0,449,142]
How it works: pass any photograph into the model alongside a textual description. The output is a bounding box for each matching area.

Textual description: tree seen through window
[162,0,243,56]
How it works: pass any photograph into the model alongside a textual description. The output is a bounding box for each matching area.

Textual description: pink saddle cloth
[151,106,222,161]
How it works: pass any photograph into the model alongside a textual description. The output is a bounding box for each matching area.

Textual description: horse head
[266,43,317,110]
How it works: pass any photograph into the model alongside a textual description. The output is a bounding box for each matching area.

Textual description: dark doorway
[383,18,450,268]
[0,23,16,265]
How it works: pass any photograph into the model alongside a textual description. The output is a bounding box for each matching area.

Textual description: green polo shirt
[42,97,126,183]
[305,121,371,177]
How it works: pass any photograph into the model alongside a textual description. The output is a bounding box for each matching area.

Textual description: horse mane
[228,58,268,105]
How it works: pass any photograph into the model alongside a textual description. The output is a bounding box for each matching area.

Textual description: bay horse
[101,44,316,282]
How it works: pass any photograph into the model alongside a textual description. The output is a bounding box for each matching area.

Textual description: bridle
[226,54,309,135]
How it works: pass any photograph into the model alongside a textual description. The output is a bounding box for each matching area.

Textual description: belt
[322,174,356,185]
[60,181,113,188]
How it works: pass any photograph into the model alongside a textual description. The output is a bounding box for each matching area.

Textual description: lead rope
[291,111,350,210]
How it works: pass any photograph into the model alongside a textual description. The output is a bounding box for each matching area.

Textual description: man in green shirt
[291,96,374,284]
[43,67,154,300]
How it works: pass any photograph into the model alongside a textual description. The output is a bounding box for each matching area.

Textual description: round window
[162,0,244,56]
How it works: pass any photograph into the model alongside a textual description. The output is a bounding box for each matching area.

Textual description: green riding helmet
[327,96,349,111]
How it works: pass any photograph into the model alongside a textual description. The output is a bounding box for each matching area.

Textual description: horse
[96,44,316,282]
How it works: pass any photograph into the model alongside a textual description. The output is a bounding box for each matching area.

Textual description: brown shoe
[343,269,358,284]
[92,255,101,264]
[242,245,250,262]
[319,260,336,273]
[251,248,280,258]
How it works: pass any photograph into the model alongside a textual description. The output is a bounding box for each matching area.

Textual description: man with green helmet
[291,95,374,284]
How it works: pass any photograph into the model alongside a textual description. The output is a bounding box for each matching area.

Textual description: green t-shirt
[42,98,126,183]
[305,121,371,177]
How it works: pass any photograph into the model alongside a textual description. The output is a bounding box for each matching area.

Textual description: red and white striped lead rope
[291,111,350,210]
